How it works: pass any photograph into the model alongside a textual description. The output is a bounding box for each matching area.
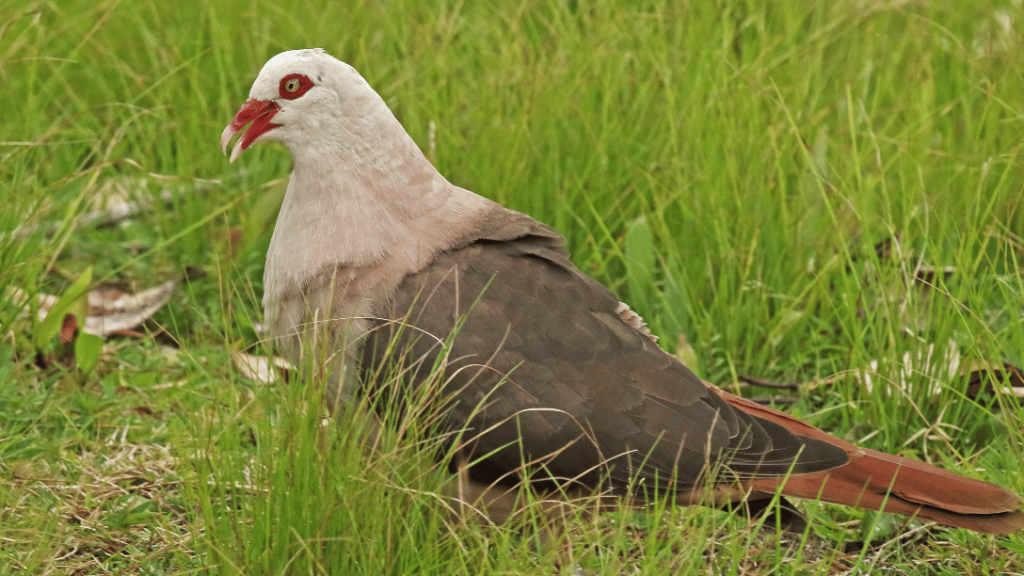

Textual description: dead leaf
[35,313,80,369]
[60,314,78,345]
[83,280,177,336]
[6,279,178,338]
[130,406,157,417]
[231,351,295,385]
[964,361,1024,400]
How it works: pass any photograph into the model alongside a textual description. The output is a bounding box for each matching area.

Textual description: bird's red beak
[221,99,281,162]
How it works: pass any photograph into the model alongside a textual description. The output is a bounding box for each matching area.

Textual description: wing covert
[362,215,847,495]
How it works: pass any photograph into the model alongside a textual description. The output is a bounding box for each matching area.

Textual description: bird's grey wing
[362,213,847,496]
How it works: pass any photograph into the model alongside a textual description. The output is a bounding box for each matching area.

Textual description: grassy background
[2,0,1024,573]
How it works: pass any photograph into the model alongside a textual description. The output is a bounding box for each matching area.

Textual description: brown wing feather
[362,213,847,497]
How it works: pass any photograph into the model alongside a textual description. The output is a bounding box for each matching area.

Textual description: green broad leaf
[74,332,104,373]
[0,343,16,383]
[130,372,159,388]
[32,267,93,351]
[624,216,656,318]
[109,500,159,530]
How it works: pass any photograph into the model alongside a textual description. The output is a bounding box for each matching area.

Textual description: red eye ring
[279,74,313,100]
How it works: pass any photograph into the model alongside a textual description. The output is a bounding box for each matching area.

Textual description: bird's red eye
[279,74,313,100]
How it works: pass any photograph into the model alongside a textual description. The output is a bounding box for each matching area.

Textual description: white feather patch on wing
[615,301,657,342]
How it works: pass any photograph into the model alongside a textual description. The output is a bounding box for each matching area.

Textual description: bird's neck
[263,129,495,307]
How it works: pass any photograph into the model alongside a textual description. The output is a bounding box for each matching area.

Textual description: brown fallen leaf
[60,313,78,345]
[83,280,177,336]
[964,361,1024,400]
[130,406,157,417]
[231,351,295,385]
[8,280,178,338]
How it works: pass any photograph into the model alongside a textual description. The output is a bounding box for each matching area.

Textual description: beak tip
[220,124,237,158]
[222,99,279,162]
[229,139,244,163]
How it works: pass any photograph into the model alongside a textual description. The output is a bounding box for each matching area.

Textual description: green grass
[2,0,1024,573]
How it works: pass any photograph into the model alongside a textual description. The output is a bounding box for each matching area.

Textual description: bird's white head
[220,49,389,163]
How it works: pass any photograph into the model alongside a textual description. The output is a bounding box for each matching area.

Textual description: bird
[221,48,1024,534]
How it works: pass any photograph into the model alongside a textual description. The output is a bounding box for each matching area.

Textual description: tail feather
[719,390,1024,534]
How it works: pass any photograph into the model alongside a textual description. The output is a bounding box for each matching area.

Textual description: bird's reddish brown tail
[720,390,1024,534]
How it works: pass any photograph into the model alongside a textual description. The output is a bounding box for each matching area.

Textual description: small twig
[749,396,798,406]
[738,375,802,391]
